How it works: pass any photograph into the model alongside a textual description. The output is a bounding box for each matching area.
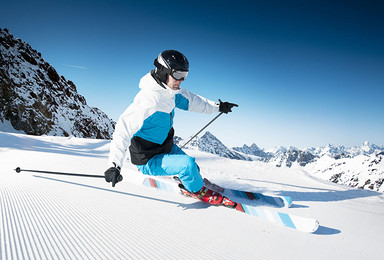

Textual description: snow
[0,120,26,134]
[1,132,384,259]
[304,153,384,192]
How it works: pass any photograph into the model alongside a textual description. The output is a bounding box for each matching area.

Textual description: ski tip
[285,214,320,233]
[301,219,320,233]
[284,196,293,208]
[311,220,320,233]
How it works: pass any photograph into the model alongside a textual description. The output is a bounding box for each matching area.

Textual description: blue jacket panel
[134,110,174,145]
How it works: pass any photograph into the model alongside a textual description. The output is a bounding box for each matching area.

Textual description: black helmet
[154,50,189,82]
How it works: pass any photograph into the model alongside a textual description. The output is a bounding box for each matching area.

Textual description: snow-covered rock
[307,142,384,159]
[234,144,316,167]
[304,152,384,192]
[233,143,269,159]
[268,147,316,168]
[180,131,249,160]
[0,28,115,139]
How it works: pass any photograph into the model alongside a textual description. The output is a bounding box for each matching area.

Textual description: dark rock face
[0,28,115,139]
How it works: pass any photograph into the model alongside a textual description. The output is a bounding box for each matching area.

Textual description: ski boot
[203,178,224,192]
[179,184,236,208]
[173,176,224,192]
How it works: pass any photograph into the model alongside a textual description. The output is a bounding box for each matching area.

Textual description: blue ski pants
[136,144,204,193]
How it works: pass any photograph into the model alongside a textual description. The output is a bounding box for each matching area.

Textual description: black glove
[219,99,238,114]
[104,164,123,187]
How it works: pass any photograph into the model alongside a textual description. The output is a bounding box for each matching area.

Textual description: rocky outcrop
[0,28,115,139]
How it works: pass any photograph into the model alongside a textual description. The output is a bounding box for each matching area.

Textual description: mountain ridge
[178,131,384,192]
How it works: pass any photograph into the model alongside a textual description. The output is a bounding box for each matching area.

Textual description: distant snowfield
[1,132,384,259]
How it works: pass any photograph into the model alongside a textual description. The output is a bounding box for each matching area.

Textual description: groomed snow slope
[1,132,383,259]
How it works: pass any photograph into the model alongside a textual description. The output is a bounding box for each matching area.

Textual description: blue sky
[2,0,383,149]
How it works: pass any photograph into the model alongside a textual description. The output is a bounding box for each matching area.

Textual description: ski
[169,176,292,208]
[234,203,319,233]
[141,176,319,233]
[203,178,293,208]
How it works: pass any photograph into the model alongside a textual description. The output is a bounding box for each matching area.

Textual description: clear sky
[1,0,383,149]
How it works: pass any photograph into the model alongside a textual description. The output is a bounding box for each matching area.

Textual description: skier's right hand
[219,99,238,114]
[104,164,123,187]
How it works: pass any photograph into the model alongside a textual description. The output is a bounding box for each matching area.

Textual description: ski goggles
[170,70,188,81]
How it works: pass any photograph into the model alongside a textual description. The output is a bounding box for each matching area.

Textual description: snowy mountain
[181,131,250,160]
[233,144,316,167]
[304,152,384,191]
[268,147,316,168]
[0,28,115,138]
[233,143,269,160]
[235,142,384,164]
[179,132,384,192]
[305,142,384,159]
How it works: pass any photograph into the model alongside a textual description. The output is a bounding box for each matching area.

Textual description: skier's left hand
[219,99,238,114]
[104,164,123,187]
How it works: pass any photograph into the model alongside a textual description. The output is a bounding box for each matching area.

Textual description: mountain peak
[180,131,248,160]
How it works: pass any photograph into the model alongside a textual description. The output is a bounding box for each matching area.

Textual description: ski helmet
[154,50,189,82]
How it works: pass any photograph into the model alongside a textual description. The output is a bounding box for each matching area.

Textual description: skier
[104,50,238,206]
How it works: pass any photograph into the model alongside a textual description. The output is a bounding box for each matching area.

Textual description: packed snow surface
[1,132,383,259]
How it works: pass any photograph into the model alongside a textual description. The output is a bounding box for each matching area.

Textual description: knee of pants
[175,156,199,175]
[178,157,203,192]
[182,156,197,170]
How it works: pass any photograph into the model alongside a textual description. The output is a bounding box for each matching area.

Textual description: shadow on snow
[237,177,382,203]
[33,175,210,211]
[0,132,108,158]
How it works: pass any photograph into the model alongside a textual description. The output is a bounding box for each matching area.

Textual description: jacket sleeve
[177,88,220,114]
[108,110,133,169]
[108,92,156,168]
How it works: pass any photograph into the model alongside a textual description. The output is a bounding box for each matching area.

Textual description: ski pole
[15,167,105,178]
[180,112,223,149]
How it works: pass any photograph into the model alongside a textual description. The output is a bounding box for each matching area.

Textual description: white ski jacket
[108,72,219,167]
